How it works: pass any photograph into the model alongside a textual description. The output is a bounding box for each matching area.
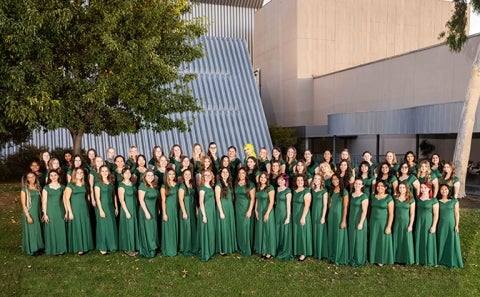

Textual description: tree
[269,125,298,153]
[439,0,480,197]
[0,0,206,155]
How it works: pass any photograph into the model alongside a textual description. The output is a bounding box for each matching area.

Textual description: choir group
[20,143,463,267]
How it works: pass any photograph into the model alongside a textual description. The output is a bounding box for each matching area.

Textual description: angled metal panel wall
[2,37,272,159]
[189,2,256,59]
[191,0,263,9]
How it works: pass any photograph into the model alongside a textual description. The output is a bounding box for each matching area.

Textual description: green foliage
[438,0,480,52]
[1,189,479,296]
[419,139,436,158]
[0,145,75,181]
[0,0,206,153]
[268,125,298,153]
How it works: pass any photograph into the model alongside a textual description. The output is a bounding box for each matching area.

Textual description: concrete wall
[254,0,456,126]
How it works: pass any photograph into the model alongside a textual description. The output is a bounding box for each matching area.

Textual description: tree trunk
[70,130,84,156]
[453,44,480,198]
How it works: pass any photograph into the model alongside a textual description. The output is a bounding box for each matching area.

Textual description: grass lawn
[1,183,479,297]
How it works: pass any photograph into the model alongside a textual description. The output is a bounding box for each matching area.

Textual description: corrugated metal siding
[327,101,480,136]
[191,0,263,9]
[189,2,256,59]
[2,37,272,159]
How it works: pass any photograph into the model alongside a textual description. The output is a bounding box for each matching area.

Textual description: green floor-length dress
[369,195,394,265]
[43,185,67,255]
[311,189,328,260]
[393,198,415,264]
[254,185,276,256]
[95,182,118,252]
[348,193,368,266]
[198,185,216,261]
[179,184,197,256]
[118,182,139,253]
[292,188,312,257]
[234,184,254,256]
[161,184,179,257]
[327,189,349,265]
[21,187,44,255]
[415,198,438,266]
[275,187,293,260]
[437,199,463,268]
[66,183,93,253]
[215,184,237,254]
[138,183,159,258]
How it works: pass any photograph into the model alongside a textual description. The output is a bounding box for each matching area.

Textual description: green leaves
[0,0,206,148]
[439,0,469,52]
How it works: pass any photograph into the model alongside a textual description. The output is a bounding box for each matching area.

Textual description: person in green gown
[271,146,286,174]
[234,168,256,257]
[304,150,319,178]
[385,151,400,176]
[138,169,160,258]
[430,153,443,180]
[336,160,354,193]
[21,172,44,255]
[215,167,237,255]
[161,168,179,257]
[393,182,415,265]
[274,174,293,260]
[438,162,460,199]
[64,168,93,255]
[417,160,439,198]
[369,180,394,266]
[254,172,276,259]
[207,142,220,176]
[285,147,297,182]
[168,144,183,177]
[294,160,312,185]
[292,174,312,261]
[198,170,216,261]
[95,165,119,254]
[178,169,197,256]
[397,162,420,198]
[311,174,328,260]
[327,174,349,265]
[228,146,242,183]
[358,161,376,199]
[133,155,148,187]
[403,151,418,176]
[41,170,67,255]
[246,156,260,186]
[437,184,463,268]
[376,162,398,197]
[348,178,369,266]
[118,167,139,257]
[258,147,271,174]
[415,182,439,266]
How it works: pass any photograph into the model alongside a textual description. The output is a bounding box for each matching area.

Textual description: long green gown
[275,187,293,260]
[393,198,415,264]
[234,184,254,256]
[95,182,118,252]
[311,189,328,260]
[327,189,349,265]
[43,185,67,255]
[138,183,159,258]
[161,184,179,257]
[361,175,375,199]
[179,184,197,256]
[254,185,276,256]
[292,188,312,257]
[21,187,44,255]
[215,184,237,254]
[118,182,139,253]
[66,183,93,253]
[415,198,438,266]
[369,195,394,265]
[437,199,463,268]
[348,193,368,266]
[198,185,216,261]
